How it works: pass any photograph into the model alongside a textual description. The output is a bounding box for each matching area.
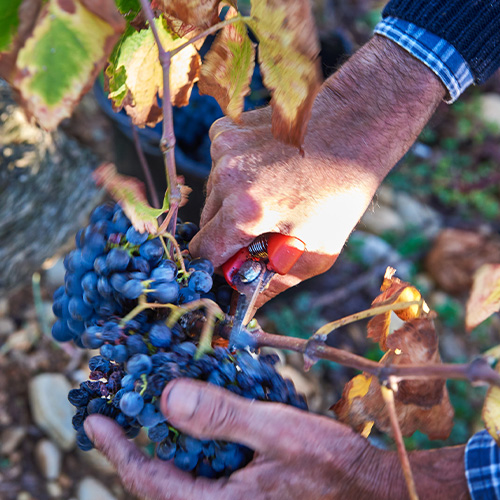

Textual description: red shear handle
[266,234,305,274]
[222,234,305,288]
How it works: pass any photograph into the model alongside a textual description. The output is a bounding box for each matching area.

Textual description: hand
[189,35,445,307]
[84,379,392,500]
[85,379,469,500]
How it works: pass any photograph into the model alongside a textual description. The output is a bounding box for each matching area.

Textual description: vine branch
[139,0,180,234]
[381,386,419,500]
[244,328,500,387]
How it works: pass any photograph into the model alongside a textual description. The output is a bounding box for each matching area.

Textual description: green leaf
[198,8,255,121]
[0,0,24,52]
[93,163,169,234]
[115,0,141,20]
[105,15,200,127]
[14,0,124,130]
[246,0,321,146]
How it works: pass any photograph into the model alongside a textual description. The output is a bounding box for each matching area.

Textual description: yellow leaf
[466,263,500,331]
[106,16,200,127]
[198,7,255,121]
[246,0,321,147]
[483,367,500,446]
[367,267,429,350]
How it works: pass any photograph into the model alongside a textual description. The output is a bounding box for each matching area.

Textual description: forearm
[309,35,446,183]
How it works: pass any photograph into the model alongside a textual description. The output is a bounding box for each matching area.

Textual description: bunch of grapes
[52,202,306,477]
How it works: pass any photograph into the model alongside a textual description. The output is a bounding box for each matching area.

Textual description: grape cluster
[52,202,306,477]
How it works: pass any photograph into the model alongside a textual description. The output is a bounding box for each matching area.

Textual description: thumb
[160,379,332,461]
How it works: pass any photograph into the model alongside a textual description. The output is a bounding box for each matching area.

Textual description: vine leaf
[466,263,500,331]
[106,16,200,127]
[246,0,321,146]
[93,163,169,234]
[367,267,429,350]
[151,0,220,29]
[483,360,500,445]
[0,0,42,81]
[333,317,454,440]
[198,7,255,121]
[12,0,124,130]
[0,0,24,52]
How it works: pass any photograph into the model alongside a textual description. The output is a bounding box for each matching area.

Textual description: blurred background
[1,0,499,498]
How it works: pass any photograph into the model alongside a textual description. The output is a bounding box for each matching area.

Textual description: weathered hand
[84,379,391,500]
[189,36,445,306]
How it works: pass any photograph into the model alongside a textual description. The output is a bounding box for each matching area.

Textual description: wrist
[307,35,445,185]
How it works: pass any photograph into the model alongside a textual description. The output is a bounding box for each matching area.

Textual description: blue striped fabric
[465,430,500,499]
[374,16,474,103]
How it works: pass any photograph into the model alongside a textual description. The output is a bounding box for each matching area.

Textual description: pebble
[0,317,15,336]
[0,426,26,455]
[43,258,66,289]
[77,448,116,475]
[480,93,500,129]
[35,439,62,480]
[17,493,33,500]
[47,481,63,498]
[393,192,442,238]
[360,204,406,235]
[77,477,117,500]
[29,374,76,451]
[0,297,8,317]
[376,185,395,206]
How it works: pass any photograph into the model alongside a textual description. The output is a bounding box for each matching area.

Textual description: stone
[77,448,115,475]
[29,374,76,451]
[77,478,117,500]
[376,185,395,206]
[393,192,442,238]
[35,439,62,480]
[480,93,500,129]
[0,297,8,317]
[0,426,26,455]
[43,258,66,289]
[0,317,15,337]
[360,204,406,236]
[351,232,397,267]
[47,481,63,498]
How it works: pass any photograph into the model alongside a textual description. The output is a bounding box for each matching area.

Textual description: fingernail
[165,381,199,422]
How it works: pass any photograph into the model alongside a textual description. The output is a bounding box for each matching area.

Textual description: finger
[160,379,352,462]
[84,415,226,500]
[188,194,260,266]
[209,107,271,141]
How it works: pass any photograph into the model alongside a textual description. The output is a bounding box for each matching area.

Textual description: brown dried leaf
[426,228,500,295]
[367,267,429,350]
[93,163,168,233]
[198,7,255,121]
[152,0,220,29]
[246,0,321,146]
[333,317,454,440]
[466,263,500,331]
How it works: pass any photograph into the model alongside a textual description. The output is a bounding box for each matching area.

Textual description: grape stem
[239,327,500,387]
[381,386,419,500]
[119,296,177,327]
[158,231,188,277]
[139,0,180,235]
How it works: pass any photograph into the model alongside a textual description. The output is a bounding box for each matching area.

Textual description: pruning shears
[222,233,306,347]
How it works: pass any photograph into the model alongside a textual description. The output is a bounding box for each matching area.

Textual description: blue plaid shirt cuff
[465,430,500,499]
[374,16,474,103]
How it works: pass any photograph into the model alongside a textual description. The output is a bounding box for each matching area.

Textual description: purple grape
[120,392,144,417]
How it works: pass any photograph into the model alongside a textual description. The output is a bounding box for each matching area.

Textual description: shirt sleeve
[374,16,474,103]
[465,430,500,499]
